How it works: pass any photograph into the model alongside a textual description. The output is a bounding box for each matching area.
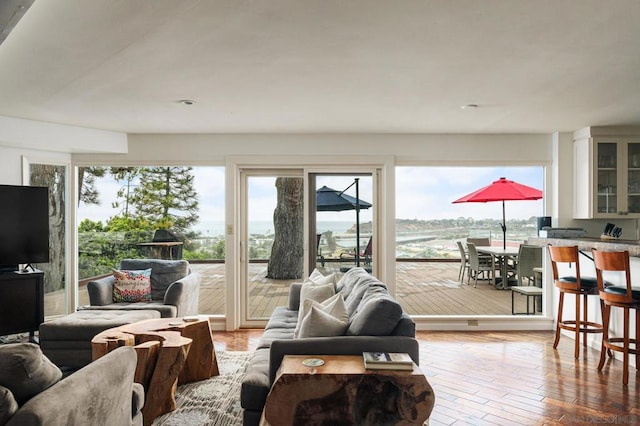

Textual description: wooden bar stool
[548,245,605,359]
[592,249,640,386]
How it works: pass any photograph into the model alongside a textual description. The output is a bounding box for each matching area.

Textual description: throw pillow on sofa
[308,268,337,287]
[0,343,62,406]
[299,282,335,305]
[297,303,349,338]
[294,293,348,338]
[112,268,152,302]
[296,281,336,334]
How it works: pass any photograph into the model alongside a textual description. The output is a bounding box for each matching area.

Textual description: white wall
[0,116,127,154]
[73,133,553,165]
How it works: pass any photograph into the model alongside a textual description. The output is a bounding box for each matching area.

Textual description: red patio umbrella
[452,177,543,249]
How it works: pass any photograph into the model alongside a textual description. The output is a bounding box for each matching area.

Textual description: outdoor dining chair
[516,245,543,286]
[466,242,496,288]
[456,241,470,283]
[466,237,490,247]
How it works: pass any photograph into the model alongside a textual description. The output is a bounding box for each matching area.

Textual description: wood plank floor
[214,329,639,425]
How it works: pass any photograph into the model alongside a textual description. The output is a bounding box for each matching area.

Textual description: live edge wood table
[91,317,219,425]
[261,355,435,426]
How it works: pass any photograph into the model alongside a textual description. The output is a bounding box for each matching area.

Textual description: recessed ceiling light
[178,99,196,105]
[460,104,479,110]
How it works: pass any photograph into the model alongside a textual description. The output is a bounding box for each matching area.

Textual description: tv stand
[0,271,44,342]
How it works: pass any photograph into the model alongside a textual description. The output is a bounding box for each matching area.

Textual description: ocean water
[193,220,356,237]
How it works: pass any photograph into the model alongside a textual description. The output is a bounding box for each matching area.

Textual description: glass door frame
[239,168,304,328]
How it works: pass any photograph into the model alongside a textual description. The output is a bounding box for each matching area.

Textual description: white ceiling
[1,0,639,135]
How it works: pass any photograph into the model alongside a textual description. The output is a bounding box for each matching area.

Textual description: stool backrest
[547,245,582,291]
[592,249,634,303]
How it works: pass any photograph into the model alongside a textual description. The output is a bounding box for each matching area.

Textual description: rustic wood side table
[261,354,435,425]
[92,317,219,425]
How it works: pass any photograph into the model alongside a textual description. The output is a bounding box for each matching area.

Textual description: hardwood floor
[214,329,639,425]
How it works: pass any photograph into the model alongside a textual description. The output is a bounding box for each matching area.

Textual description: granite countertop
[527,236,640,257]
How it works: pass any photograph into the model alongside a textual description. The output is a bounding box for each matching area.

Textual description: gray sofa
[0,344,143,426]
[240,267,418,426]
[85,258,200,318]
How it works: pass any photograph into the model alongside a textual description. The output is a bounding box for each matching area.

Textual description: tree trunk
[267,177,304,279]
[29,164,66,293]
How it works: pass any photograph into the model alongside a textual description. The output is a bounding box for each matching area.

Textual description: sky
[77,166,544,228]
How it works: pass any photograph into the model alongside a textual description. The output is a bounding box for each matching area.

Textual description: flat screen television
[0,184,50,272]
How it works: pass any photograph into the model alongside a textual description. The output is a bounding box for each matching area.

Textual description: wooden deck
[52,260,540,319]
[191,260,540,317]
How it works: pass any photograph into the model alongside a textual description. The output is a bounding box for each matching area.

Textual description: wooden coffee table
[262,355,435,425]
[92,316,219,425]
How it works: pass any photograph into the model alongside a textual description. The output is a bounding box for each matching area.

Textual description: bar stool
[548,245,605,359]
[592,249,640,386]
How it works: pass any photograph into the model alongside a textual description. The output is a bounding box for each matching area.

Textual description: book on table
[362,352,414,370]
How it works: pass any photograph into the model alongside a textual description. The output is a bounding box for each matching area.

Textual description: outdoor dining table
[476,246,520,289]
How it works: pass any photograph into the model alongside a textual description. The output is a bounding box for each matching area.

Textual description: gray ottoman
[39,309,160,368]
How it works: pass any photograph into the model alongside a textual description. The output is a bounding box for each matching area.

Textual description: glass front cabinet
[574,127,640,218]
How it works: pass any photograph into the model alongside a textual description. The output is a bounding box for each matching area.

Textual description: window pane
[77,166,225,314]
[395,166,544,315]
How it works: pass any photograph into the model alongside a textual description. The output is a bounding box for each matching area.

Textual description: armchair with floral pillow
[85,259,200,318]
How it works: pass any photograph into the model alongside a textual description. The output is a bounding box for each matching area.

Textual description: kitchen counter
[527,236,640,257]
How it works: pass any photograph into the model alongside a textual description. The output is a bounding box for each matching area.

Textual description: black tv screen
[0,185,50,270]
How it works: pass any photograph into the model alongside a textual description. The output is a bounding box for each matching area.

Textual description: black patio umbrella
[316,179,372,266]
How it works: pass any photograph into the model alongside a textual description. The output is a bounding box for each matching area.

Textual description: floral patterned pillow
[112,268,152,302]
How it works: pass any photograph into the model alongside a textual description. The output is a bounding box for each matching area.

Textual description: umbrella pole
[502,199,506,250]
[355,178,361,267]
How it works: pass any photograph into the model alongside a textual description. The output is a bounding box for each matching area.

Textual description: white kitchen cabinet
[573,126,640,219]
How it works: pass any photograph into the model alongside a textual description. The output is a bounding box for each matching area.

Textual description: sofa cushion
[336,267,371,296]
[0,385,18,426]
[344,277,386,316]
[241,348,271,412]
[258,328,296,349]
[120,259,189,301]
[0,343,62,406]
[265,307,299,331]
[79,303,177,318]
[297,303,349,338]
[347,293,403,336]
[112,268,152,302]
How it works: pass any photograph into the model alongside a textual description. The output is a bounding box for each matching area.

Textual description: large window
[76,166,225,314]
[395,166,544,316]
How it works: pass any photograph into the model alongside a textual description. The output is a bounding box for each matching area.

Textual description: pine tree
[110,167,141,217]
[77,166,106,206]
[132,166,199,232]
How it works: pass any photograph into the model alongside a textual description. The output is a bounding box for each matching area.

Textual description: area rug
[153,350,250,426]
